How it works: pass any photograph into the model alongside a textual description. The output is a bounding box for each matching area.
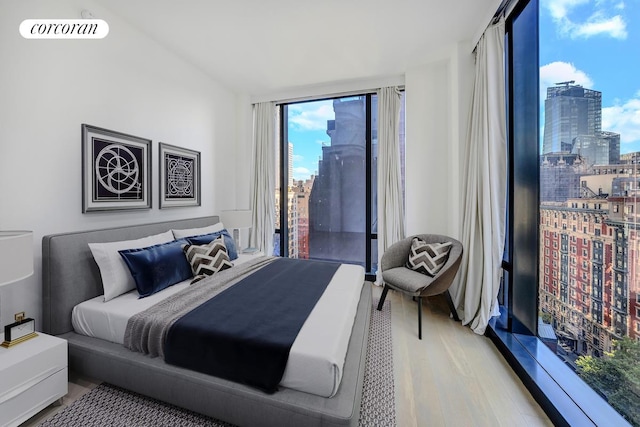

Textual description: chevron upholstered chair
[377,234,463,339]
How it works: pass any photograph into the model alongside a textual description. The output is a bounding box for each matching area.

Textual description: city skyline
[538,2,640,421]
[540,0,640,152]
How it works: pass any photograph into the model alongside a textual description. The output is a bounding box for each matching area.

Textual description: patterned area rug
[39,298,395,427]
[358,298,396,427]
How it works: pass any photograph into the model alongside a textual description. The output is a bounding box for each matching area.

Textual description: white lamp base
[232,228,243,252]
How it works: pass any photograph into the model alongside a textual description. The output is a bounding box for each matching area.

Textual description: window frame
[487,0,630,425]
[275,93,397,279]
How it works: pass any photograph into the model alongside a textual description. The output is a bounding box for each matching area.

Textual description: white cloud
[542,0,627,39]
[572,14,627,39]
[602,97,640,145]
[615,1,625,10]
[292,154,304,162]
[545,0,589,20]
[292,166,312,180]
[540,62,594,99]
[293,166,311,174]
[289,101,334,131]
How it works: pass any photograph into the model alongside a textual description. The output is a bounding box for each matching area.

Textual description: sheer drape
[377,87,405,282]
[449,19,506,334]
[249,102,276,254]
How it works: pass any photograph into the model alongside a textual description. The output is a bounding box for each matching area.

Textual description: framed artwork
[159,143,201,208]
[81,124,151,212]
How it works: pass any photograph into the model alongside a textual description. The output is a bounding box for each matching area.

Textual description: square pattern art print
[159,142,201,208]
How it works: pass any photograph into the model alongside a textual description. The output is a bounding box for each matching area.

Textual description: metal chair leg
[445,290,460,322]
[377,284,389,311]
[418,296,422,340]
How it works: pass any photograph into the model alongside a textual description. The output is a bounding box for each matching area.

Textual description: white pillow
[171,222,224,239]
[89,231,174,301]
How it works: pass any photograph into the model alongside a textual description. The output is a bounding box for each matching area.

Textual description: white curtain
[449,18,506,335]
[249,102,276,254]
[377,87,406,282]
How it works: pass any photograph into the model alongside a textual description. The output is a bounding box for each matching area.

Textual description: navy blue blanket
[164,257,340,393]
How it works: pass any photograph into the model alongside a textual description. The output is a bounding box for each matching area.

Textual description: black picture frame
[159,142,201,208]
[81,124,152,213]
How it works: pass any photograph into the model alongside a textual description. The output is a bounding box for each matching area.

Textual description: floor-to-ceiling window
[537,0,640,423]
[274,93,405,277]
[502,0,639,424]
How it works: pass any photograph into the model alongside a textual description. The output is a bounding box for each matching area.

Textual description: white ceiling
[96,0,500,96]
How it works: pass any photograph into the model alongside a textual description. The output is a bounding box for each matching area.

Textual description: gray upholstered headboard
[42,216,219,336]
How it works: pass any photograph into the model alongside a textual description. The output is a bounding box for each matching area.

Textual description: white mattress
[72,255,365,397]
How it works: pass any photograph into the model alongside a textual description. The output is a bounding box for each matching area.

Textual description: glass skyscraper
[543,83,602,155]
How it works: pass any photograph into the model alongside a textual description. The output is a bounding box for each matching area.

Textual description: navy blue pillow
[119,239,193,298]
[187,229,238,260]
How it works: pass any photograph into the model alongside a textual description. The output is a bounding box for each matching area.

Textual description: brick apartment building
[539,163,640,359]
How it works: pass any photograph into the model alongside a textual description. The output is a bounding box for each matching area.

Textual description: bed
[42,216,371,427]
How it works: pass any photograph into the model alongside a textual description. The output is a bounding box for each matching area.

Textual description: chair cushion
[382,267,435,294]
[406,238,452,276]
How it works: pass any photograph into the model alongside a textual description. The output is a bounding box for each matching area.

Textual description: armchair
[377,234,463,339]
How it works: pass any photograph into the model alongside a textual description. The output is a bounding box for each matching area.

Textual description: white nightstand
[0,333,68,427]
[237,250,264,261]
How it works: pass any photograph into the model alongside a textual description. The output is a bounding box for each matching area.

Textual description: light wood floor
[23,284,552,427]
[377,286,552,427]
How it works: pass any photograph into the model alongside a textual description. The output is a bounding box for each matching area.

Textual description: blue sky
[540,0,640,152]
[287,100,334,182]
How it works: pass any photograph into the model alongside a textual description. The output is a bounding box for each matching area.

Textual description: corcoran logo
[19,19,109,39]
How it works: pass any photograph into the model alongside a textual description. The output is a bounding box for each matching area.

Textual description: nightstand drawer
[0,333,68,427]
[0,335,67,397]
[0,366,67,427]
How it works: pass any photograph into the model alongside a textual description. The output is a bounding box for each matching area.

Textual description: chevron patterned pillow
[405,238,453,277]
[182,235,233,284]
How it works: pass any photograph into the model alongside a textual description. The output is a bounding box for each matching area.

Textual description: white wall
[0,0,239,328]
[234,94,254,210]
[404,42,474,238]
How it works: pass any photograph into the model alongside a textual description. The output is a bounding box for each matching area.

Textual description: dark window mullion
[280,105,288,257]
[508,0,539,336]
[365,94,373,273]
